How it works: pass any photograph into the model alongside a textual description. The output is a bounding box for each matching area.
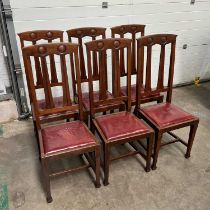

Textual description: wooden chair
[66,27,108,113]
[85,38,154,185]
[18,30,70,132]
[111,24,163,105]
[134,34,199,170]
[22,43,101,203]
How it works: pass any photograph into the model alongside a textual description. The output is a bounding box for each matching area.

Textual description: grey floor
[1,83,210,210]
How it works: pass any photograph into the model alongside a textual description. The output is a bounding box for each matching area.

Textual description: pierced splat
[111,24,145,76]
[136,34,177,107]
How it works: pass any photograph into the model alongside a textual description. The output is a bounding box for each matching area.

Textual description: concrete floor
[1,83,210,210]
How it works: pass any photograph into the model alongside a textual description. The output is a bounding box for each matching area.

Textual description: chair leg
[103,144,110,186]
[95,146,101,188]
[152,131,162,170]
[185,122,198,158]
[41,159,52,203]
[145,134,154,172]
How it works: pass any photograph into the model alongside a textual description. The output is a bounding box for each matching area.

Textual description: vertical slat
[99,51,107,100]
[87,49,95,117]
[167,42,176,103]
[112,49,121,98]
[131,33,136,74]
[127,45,132,112]
[145,45,152,92]
[78,38,87,80]
[60,54,72,106]
[157,45,165,90]
[74,50,84,121]
[136,43,144,108]
[70,52,77,98]
[119,34,125,76]
[32,40,43,86]
[48,39,58,83]
[40,56,54,108]
[92,37,99,79]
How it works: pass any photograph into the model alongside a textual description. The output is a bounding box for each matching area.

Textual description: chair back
[136,34,177,108]
[66,27,106,97]
[22,43,83,128]
[111,24,145,76]
[85,38,132,117]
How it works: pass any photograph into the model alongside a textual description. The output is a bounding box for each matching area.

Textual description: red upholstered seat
[95,111,150,141]
[141,103,196,128]
[37,96,64,110]
[42,121,95,155]
[121,84,160,102]
[82,91,118,110]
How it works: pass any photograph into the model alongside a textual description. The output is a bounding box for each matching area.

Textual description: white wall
[10,0,210,101]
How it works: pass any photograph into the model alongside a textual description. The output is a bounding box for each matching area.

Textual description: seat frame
[134,34,199,170]
[85,38,154,185]
[22,43,101,203]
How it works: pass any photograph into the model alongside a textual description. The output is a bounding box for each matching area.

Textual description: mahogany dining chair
[134,34,199,170]
[22,43,101,203]
[85,38,154,185]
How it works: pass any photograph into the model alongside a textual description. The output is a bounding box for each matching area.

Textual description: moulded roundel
[114,40,120,48]
[30,32,37,39]
[161,37,167,43]
[120,27,124,32]
[97,41,104,49]
[90,29,96,34]
[148,37,153,44]
[46,31,53,38]
[38,46,46,54]
[58,44,66,53]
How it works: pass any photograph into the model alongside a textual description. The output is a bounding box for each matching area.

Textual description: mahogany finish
[134,34,199,170]
[111,24,163,105]
[18,30,67,132]
[67,27,111,113]
[85,38,154,185]
[22,43,101,202]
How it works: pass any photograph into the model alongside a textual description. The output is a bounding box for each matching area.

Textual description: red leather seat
[141,103,196,128]
[95,111,150,141]
[82,91,120,111]
[42,121,96,155]
[121,84,160,102]
[37,96,64,110]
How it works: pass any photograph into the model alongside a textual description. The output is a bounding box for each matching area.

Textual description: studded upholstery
[141,103,196,128]
[42,121,96,155]
[95,111,150,141]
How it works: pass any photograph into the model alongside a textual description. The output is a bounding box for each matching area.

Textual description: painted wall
[9,0,210,101]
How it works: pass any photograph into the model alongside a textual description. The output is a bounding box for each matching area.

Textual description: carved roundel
[30,32,37,39]
[58,44,66,53]
[120,26,125,32]
[90,29,96,34]
[114,40,120,48]
[77,30,82,35]
[97,41,104,49]
[161,37,167,44]
[46,31,53,38]
[148,37,153,44]
[38,46,46,54]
